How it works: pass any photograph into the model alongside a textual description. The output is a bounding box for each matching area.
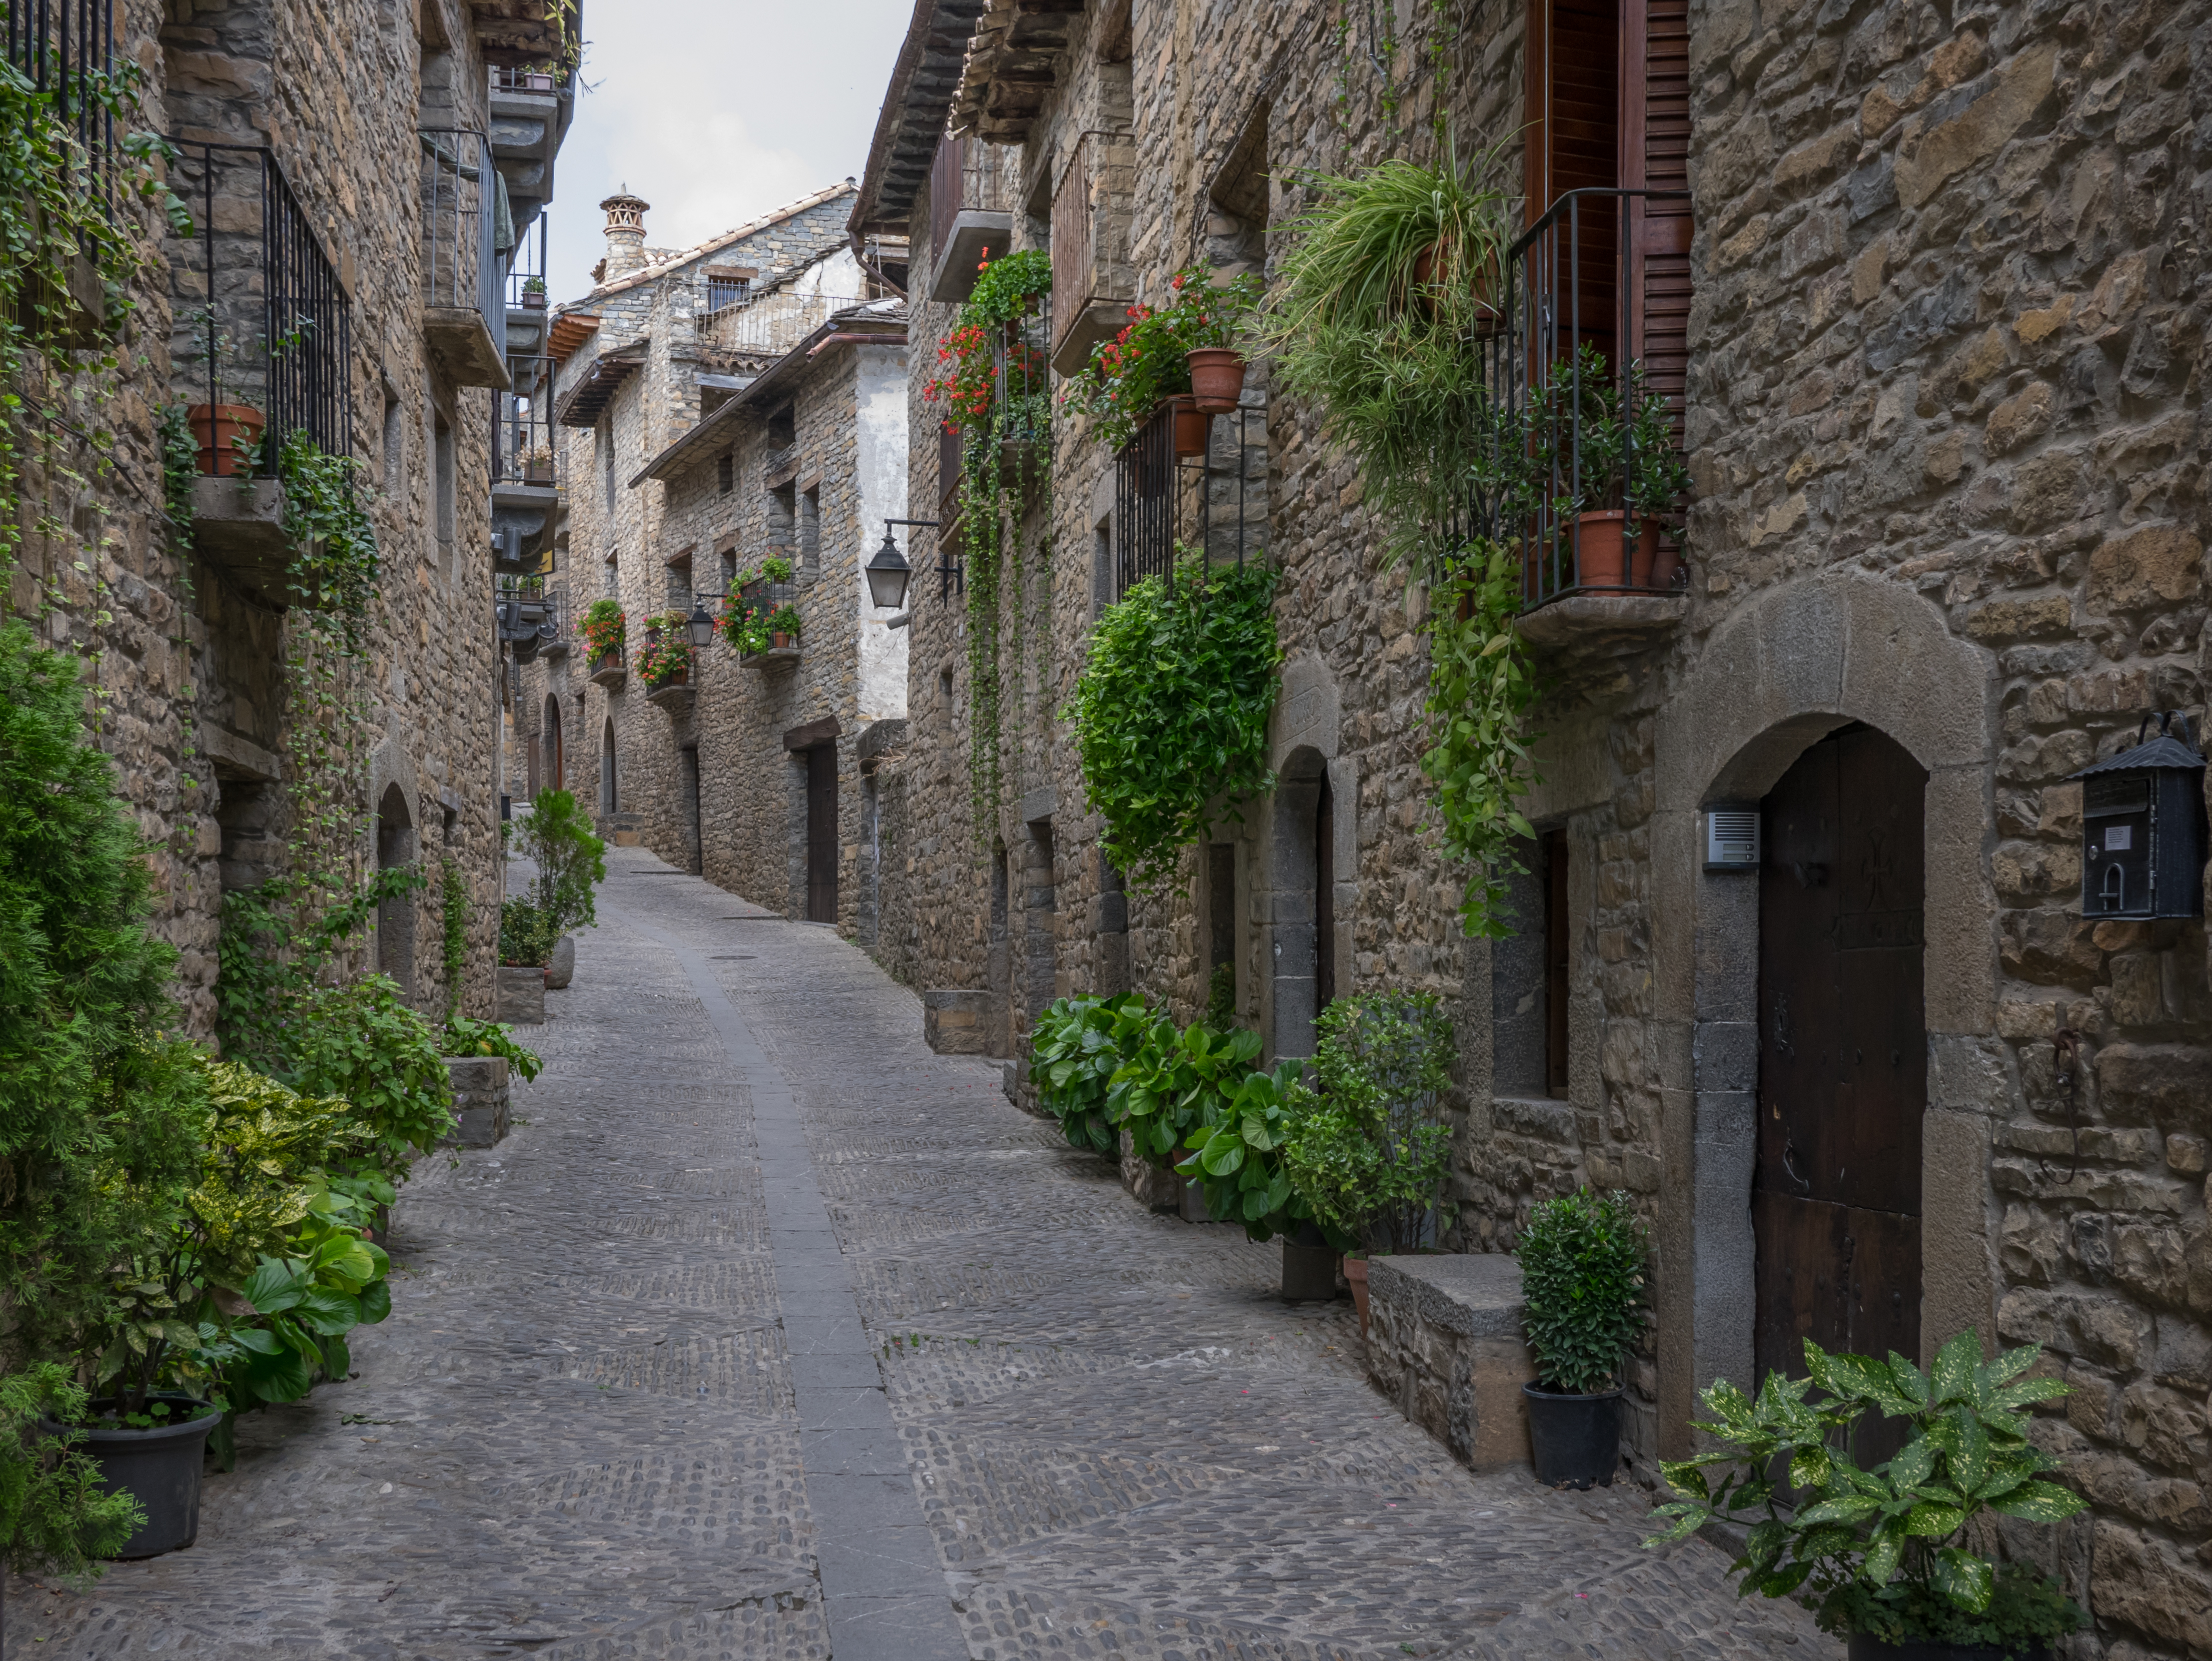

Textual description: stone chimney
[599,187,651,278]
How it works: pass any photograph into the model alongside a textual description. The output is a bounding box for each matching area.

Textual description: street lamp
[866,524,913,610]
[687,596,716,652]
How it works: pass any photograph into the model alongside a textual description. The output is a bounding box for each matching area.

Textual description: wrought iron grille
[495,353,557,487]
[1451,187,1693,609]
[1112,402,1266,599]
[505,210,547,311]
[420,128,503,347]
[168,141,353,472]
[5,0,114,209]
[489,64,568,94]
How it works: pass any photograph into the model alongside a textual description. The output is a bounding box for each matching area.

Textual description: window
[717,451,733,495]
[382,386,403,488]
[938,665,955,715]
[705,269,751,311]
[767,480,796,566]
[799,484,820,575]
[603,551,619,598]
[433,409,455,565]
[665,548,693,610]
[718,547,737,589]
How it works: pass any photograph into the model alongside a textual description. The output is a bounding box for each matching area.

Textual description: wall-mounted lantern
[2072,712,2206,920]
[686,597,716,652]
[866,523,914,611]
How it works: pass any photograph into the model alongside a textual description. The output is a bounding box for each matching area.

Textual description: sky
[542,0,916,304]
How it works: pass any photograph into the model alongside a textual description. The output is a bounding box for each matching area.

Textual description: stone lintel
[201,722,283,782]
[783,714,841,751]
[1018,785,1056,826]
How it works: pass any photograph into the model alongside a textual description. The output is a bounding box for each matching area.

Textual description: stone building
[7,0,579,1030]
[850,0,2212,1650]
[514,187,911,931]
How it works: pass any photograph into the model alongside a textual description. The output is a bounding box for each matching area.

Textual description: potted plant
[187,401,265,477]
[1061,265,1264,450]
[1029,992,1155,1154]
[767,602,801,649]
[510,788,606,981]
[637,611,693,689]
[1277,991,1457,1330]
[1515,1188,1647,1489]
[521,275,547,310]
[521,443,553,483]
[500,897,554,969]
[760,554,794,586]
[1531,345,1691,591]
[580,599,625,674]
[1646,1331,2089,1660]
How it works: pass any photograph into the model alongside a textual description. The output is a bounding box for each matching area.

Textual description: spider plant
[1260,135,1520,579]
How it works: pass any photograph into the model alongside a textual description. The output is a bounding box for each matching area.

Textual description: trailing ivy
[276,428,380,649]
[1061,554,1282,888]
[440,858,468,1019]
[922,249,1051,838]
[1421,546,1541,937]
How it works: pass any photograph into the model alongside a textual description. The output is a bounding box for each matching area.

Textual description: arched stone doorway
[543,693,563,794]
[599,717,618,816]
[376,782,418,1002]
[1268,745,1331,1060]
[1755,722,1926,1462]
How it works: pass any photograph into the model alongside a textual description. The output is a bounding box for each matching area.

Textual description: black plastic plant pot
[1280,1221,1338,1303]
[1522,1383,1622,1489]
[1847,1638,2052,1661]
[80,1396,220,1557]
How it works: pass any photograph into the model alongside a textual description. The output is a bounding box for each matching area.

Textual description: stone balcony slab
[191,476,291,607]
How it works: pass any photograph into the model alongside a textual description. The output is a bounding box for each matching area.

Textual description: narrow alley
[13,851,1830,1660]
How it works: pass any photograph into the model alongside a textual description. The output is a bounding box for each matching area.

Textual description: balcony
[167,141,353,608]
[504,212,549,354]
[493,352,559,568]
[420,128,510,389]
[486,63,575,232]
[926,132,1010,305]
[1048,129,1136,376]
[495,575,563,664]
[1456,188,1693,654]
[466,0,581,70]
[694,278,867,359]
[1112,403,1267,599]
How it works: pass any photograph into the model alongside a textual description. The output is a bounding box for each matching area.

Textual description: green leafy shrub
[1280,992,1456,1252]
[580,598,625,656]
[1062,555,1282,886]
[282,977,456,1177]
[513,788,606,937]
[441,1014,544,1083]
[1516,1188,1647,1393]
[1175,1058,1311,1238]
[0,1365,144,1576]
[215,864,424,1077]
[1028,994,1153,1152]
[1109,1015,1264,1166]
[0,620,206,1366]
[1646,1332,2087,1655]
[500,898,553,966]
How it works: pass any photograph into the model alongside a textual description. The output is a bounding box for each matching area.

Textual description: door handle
[1783,1136,1812,1193]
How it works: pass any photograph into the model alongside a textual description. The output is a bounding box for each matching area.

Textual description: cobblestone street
[11,850,1839,1659]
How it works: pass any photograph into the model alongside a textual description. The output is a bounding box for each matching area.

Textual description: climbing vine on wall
[1420,543,1541,938]
[923,248,1051,841]
[1061,552,1283,888]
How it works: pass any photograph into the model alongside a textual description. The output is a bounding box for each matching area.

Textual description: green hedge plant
[1028,993,1152,1152]
[1516,1188,1648,1394]
[1646,1332,2086,1656]
[513,787,606,938]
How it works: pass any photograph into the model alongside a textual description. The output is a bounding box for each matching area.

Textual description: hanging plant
[1061,551,1282,887]
[1059,266,1264,449]
[923,248,1052,840]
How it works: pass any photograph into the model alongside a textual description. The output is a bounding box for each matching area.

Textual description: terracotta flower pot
[188,402,265,477]
[522,290,547,310]
[1345,1254,1371,1337]
[524,460,553,484]
[1169,396,1210,458]
[593,648,621,674]
[1186,348,1246,414]
[771,631,794,650]
[1571,509,1661,589]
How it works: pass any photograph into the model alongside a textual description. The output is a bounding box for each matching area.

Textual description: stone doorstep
[441,1054,510,1150]
[1365,1252,1536,1474]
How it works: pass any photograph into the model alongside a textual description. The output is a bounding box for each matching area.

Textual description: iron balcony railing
[168,141,353,472]
[1112,402,1265,599]
[489,63,569,94]
[6,0,115,209]
[695,285,866,353]
[420,127,504,348]
[494,353,556,487]
[506,210,548,312]
[1451,187,1693,610]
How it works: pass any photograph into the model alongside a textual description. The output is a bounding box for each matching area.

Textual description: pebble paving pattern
[8,848,1841,1659]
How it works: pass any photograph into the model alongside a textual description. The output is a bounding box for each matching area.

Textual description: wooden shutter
[1622,0,1692,412]
[1524,0,1621,356]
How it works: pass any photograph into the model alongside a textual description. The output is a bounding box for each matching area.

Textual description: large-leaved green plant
[1062,555,1282,887]
[1646,1332,2087,1656]
[1028,993,1153,1153]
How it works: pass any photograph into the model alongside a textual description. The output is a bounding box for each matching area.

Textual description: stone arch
[1259,651,1355,1065]
[375,781,419,1003]
[543,693,564,793]
[1649,569,1996,1456]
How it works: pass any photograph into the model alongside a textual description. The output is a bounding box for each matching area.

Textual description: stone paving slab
[9,847,1842,1659]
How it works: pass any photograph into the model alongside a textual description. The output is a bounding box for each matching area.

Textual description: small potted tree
[1646,1332,2088,1660]
[511,788,606,989]
[1280,991,1456,1332]
[1516,1188,1647,1488]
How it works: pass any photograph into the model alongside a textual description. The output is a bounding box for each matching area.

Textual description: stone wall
[866,0,2212,1650]
[9,0,522,1033]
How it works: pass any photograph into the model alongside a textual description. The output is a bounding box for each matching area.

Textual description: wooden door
[544,694,563,792]
[1756,726,1926,1455]
[805,744,838,924]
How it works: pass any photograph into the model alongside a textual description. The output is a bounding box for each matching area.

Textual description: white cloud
[543,0,914,303]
